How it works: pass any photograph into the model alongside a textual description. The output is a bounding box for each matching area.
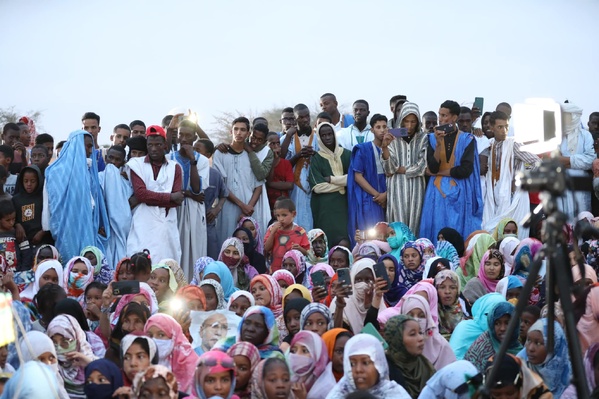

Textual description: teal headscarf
[387,222,416,261]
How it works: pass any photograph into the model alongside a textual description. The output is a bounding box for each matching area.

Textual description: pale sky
[1,0,598,145]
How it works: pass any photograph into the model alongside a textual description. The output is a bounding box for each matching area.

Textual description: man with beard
[336,99,372,150]
[281,104,317,230]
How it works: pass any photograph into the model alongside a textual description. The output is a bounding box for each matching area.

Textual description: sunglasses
[198,356,235,369]
[452,372,483,394]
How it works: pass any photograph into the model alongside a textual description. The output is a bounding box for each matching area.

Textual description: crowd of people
[0,94,598,399]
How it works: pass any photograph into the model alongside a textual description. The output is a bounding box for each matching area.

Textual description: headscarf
[437,227,465,257]
[493,217,518,241]
[401,280,440,324]
[33,244,62,267]
[199,279,227,310]
[385,315,435,397]
[132,365,178,399]
[250,274,283,318]
[307,228,329,264]
[237,216,264,255]
[213,306,281,359]
[327,245,354,268]
[577,285,599,355]
[495,276,523,299]
[512,238,543,304]
[218,237,250,289]
[114,257,131,281]
[46,314,95,394]
[233,226,265,275]
[564,343,599,396]
[110,282,159,326]
[284,298,311,340]
[387,221,416,261]
[434,270,465,337]
[397,241,425,295]
[299,303,333,331]
[449,293,505,359]
[282,284,312,307]
[79,246,107,276]
[435,240,460,271]
[498,236,520,274]
[250,358,295,399]
[194,351,237,399]
[273,269,296,288]
[150,263,178,300]
[397,295,457,370]
[572,263,598,284]
[226,342,260,399]
[227,290,255,310]
[120,334,158,368]
[423,257,451,279]
[20,259,64,301]
[462,277,488,306]
[418,360,480,399]
[63,256,95,299]
[19,330,56,363]
[282,250,307,280]
[144,313,200,393]
[586,239,599,274]
[158,258,188,288]
[0,361,61,399]
[287,330,329,391]
[326,333,410,399]
[175,285,206,311]
[203,260,239,301]
[84,359,124,399]
[518,318,572,397]
[357,241,382,259]
[486,354,552,399]
[488,301,522,353]
[307,263,334,287]
[415,238,436,263]
[379,254,402,306]
[314,121,347,196]
[190,256,214,285]
[477,249,505,293]
[458,233,496,286]
[321,328,352,382]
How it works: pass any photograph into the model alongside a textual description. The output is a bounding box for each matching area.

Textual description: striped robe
[383,132,428,235]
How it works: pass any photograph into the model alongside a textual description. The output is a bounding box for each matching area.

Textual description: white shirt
[336,124,372,150]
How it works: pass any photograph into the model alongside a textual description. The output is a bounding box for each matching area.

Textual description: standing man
[129,120,146,137]
[213,117,263,243]
[279,107,295,137]
[388,95,407,127]
[482,111,540,239]
[280,104,317,231]
[319,93,354,132]
[461,106,490,195]
[588,112,599,140]
[422,111,438,133]
[169,120,210,279]
[82,112,106,172]
[110,124,131,147]
[420,100,483,243]
[127,126,183,263]
[246,123,273,233]
[336,100,372,151]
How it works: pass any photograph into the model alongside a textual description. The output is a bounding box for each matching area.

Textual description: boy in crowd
[0,200,19,273]
[1,123,26,174]
[264,197,309,272]
[0,146,17,196]
[35,133,54,158]
[30,145,51,176]
[55,141,66,158]
[266,132,293,213]
[126,136,147,160]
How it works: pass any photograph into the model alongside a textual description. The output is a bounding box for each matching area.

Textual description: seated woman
[213,306,281,359]
[202,260,238,303]
[395,241,425,299]
[132,365,179,399]
[84,359,124,399]
[434,269,466,340]
[457,232,496,288]
[300,303,333,337]
[250,274,286,341]
[464,301,522,372]
[144,313,200,394]
[218,237,258,291]
[250,357,294,399]
[226,342,261,399]
[397,295,456,370]
[463,249,505,296]
[47,313,97,398]
[63,256,95,304]
[307,228,329,266]
[173,285,206,342]
[54,298,106,358]
[234,226,266,274]
[327,333,410,399]
[147,263,178,311]
[115,334,158,397]
[378,254,402,307]
[518,318,572,397]
[272,269,295,291]
[493,217,519,241]
[282,284,312,308]
[31,283,66,332]
[282,249,308,286]
[485,353,552,399]
[319,329,353,388]
[386,221,416,262]
[287,330,330,399]
[495,275,524,301]
[227,290,254,318]
[281,298,311,352]
[80,245,113,285]
[20,259,64,311]
[194,350,238,399]
[237,216,265,256]
[199,279,227,311]
[328,245,353,272]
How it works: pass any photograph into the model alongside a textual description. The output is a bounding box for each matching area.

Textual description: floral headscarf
[282,250,307,279]
[307,228,329,264]
[397,241,424,293]
[477,249,505,293]
[158,258,188,288]
[199,279,227,310]
[63,256,95,299]
[191,256,214,285]
[434,270,464,338]
[586,239,599,274]
[133,365,178,399]
[272,269,295,288]
[250,275,283,318]
[415,238,436,263]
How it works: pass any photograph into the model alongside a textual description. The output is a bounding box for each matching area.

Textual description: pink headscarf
[308,263,335,287]
[110,282,158,326]
[400,280,439,324]
[377,307,402,327]
[578,285,599,353]
[144,313,200,394]
[272,269,295,288]
[288,331,329,391]
[250,274,283,318]
[282,250,306,278]
[63,256,94,299]
[398,295,456,370]
[477,249,505,293]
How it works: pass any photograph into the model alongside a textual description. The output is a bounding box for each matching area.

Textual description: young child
[0,146,17,196]
[0,345,15,374]
[0,166,10,202]
[347,113,388,244]
[264,197,310,272]
[11,165,51,271]
[266,132,294,213]
[30,144,51,176]
[84,281,107,333]
[0,200,19,273]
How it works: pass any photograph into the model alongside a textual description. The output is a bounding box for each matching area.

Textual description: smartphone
[112,281,140,296]
[389,128,408,138]
[436,123,455,134]
[311,271,326,289]
[474,97,484,113]
[373,262,390,290]
[361,322,388,350]
[337,268,353,296]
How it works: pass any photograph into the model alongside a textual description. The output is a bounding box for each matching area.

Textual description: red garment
[529,192,541,205]
[130,156,182,213]
[267,158,294,209]
[264,224,309,272]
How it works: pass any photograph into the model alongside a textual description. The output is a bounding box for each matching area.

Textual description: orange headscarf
[321,328,352,382]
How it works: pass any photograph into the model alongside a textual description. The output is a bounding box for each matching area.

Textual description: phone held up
[436,123,455,134]
[311,270,327,290]
[112,281,140,296]
[337,268,352,296]
[373,261,390,290]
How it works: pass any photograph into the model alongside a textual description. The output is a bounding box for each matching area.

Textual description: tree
[0,106,43,127]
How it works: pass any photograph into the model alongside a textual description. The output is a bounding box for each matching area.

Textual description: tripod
[480,160,590,398]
